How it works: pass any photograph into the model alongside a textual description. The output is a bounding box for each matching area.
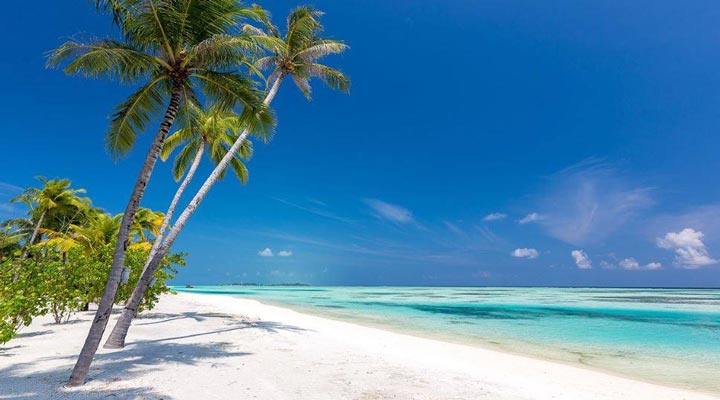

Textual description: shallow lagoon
[174,286,720,393]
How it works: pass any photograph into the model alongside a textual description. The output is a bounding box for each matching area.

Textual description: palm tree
[130,208,164,242]
[140,105,257,275]
[48,0,270,386]
[43,208,161,255]
[59,212,122,254]
[104,5,349,349]
[10,177,88,256]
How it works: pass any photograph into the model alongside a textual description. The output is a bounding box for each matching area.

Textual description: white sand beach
[0,292,716,400]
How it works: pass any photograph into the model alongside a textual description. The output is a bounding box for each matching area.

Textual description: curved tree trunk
[67,83,184,387]
[104,144,204,348]
[21,210,46,258]
[102,76,284,349]
[146,145,205,274]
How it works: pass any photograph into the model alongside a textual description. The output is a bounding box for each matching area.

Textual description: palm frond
[94,0,141,33]
[161,127,195,160]
[254,56,277,71]
[227,154,249,183]
[243,4,278,36]
[236,105,276,143]
[46,39,164,83]
[172,141,201,181]
[286,6,323,51]
[130,0,178,59]
[107,76,169,157]
[191,70,263,111]
[295,40,348,62]
[182,0,248,45]
[291,74,312,100]
[186,34,258,69]
[302,63,350,93]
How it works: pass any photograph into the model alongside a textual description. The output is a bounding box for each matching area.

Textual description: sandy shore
[0,292,716,400]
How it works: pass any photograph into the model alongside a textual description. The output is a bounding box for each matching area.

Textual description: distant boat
[185,285,194,289]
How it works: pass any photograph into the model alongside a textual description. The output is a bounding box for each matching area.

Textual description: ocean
[172,286,720,393]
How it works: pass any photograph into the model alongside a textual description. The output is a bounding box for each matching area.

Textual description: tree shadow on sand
[134,311,239,326]
[0,341,249,400]
[0,311,310,399]
[132,311,312,335]
[16,329,54,338]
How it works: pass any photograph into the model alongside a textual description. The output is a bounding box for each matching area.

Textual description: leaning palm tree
[104,5,349,349]
[142,104,257,272]
[10,177,87,256]
[48,0,270,386]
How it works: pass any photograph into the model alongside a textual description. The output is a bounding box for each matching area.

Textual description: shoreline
[191,292,719,399]
[1,292,717,399]
[209,293,711,395]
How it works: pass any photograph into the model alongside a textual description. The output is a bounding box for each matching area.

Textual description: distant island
[225,283,311,287]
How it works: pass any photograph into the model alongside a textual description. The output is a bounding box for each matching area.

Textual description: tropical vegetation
[0,178,185,344]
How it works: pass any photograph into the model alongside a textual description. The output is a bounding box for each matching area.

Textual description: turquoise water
[173,286,720,393]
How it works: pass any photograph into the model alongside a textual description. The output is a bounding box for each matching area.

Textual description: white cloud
[619,257,662,271]
[258,248,274,257]
[511,248,539,259]
[483,212,507,222]
[599,261,616,269]
[650,204,720,244]
[645,262,663,270]
[571,250,592,269]
[534,160,653,245]
[518,212,543,224]
[365,199,414,224]
[277,250,293,257]
[656,228,718,269]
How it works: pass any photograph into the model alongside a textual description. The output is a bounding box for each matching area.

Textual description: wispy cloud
[571,250,592,269]
[277,250,293,257]
[0,181,24,218]
[443,221,464,235]
[657,228,718,269]
[258,231,426,262]
[535,159,653,245]
[364,199,414,224]
[483,212,507,222]
[518,212,543,224]
[273,197,353,224]
[511,248,539,259]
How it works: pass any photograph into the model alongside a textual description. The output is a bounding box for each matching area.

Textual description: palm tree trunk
[147,145,205,272]
[67,82,184,387]
[21,210,46,258]
[102,75,284,349]
[104,144,204,349]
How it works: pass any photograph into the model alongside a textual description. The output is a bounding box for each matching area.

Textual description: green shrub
[0,246,185,343]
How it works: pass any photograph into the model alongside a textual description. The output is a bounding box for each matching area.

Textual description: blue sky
[1,0,720,287]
